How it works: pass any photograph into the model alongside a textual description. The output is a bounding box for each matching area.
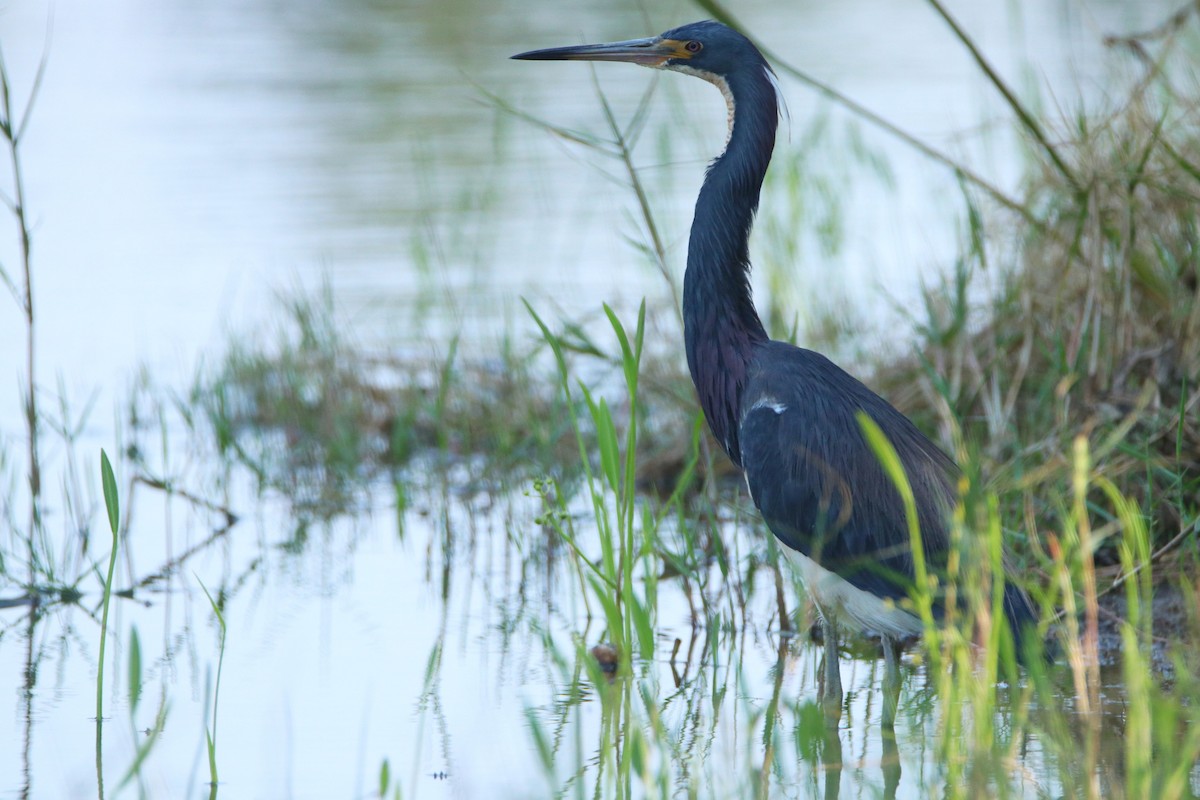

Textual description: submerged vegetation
[193,284,714,512]
[2,1,1200,798]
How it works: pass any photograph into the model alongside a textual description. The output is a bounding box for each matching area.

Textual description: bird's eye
[685,40,702,53]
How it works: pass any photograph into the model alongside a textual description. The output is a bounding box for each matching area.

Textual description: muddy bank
[1096,577,1198,679]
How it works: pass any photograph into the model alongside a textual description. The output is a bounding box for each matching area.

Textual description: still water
[0,0,1182,797]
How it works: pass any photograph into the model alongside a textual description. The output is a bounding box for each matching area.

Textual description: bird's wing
[738,344,956,604]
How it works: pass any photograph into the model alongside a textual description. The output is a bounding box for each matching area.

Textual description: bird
[513,20,1037,724]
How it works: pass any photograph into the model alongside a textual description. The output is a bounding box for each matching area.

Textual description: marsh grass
[870,19,1200,555]
[846,10,1200,794]
[194,283,719,521]
[197,578,227,797]
[196,284,573,509]
[4,4,1200,798]
[116,624,169,795]
[0,34,48,556]
[526,300,659,668]
[94,449,121,797]
[929,436,1200,799]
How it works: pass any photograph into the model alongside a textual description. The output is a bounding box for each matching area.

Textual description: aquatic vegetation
[2,2,1200,798]
[95,450,121,796]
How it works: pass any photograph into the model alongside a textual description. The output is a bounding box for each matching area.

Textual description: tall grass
[94,449,121,799]
[0,38,48,554]
[858,356,1197,798]
[0,28,55,615]
[527,300,659,670]
[194,285,601,515]
[197,578,228,798]
[116,624,170,794]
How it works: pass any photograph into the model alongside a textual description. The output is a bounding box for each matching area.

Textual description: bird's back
[738,340,958,612]
[739,340,1040,653]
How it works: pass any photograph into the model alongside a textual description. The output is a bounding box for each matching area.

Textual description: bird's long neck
[683,66,777,464]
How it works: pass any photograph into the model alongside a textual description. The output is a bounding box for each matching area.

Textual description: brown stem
[0,43,43,565]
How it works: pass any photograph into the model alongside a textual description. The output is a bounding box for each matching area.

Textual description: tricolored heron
[514,20,1037,723]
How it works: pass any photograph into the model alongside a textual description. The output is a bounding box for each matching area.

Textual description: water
[0,0,1166,392]
[0,0,1185,797]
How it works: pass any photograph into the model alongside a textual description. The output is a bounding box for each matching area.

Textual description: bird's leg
[819,617,842,721]
[881,634,902,729]
[821,715,844,800]
[880,718,901,800]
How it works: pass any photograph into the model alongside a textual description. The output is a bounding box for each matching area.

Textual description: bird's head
[511,20,768,83]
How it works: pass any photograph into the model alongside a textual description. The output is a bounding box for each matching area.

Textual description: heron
[514,20,1037,724]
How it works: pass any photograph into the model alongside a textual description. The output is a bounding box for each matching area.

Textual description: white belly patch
[782,548,924,639]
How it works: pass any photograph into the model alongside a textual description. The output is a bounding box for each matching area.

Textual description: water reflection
[822,721,843,800]
[2,0,1195,797]
[2,0,1182,403]
[0,399,1180,798]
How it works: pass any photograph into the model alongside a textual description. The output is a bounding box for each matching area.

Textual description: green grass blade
[96,449,122,727]
[378,758,391,798]
[101,449,119,535]
[116,700,170,791]
[197,577,227,791]
[856,414,940,655]
[128,626,142,714]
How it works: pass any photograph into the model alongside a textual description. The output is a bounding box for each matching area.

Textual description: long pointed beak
[511,36,686,67]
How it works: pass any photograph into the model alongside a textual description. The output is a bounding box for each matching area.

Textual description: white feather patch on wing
[748,395,787,414]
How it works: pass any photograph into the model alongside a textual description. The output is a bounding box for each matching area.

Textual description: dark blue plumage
[515,19,1039,719]
[740,343,954,603]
